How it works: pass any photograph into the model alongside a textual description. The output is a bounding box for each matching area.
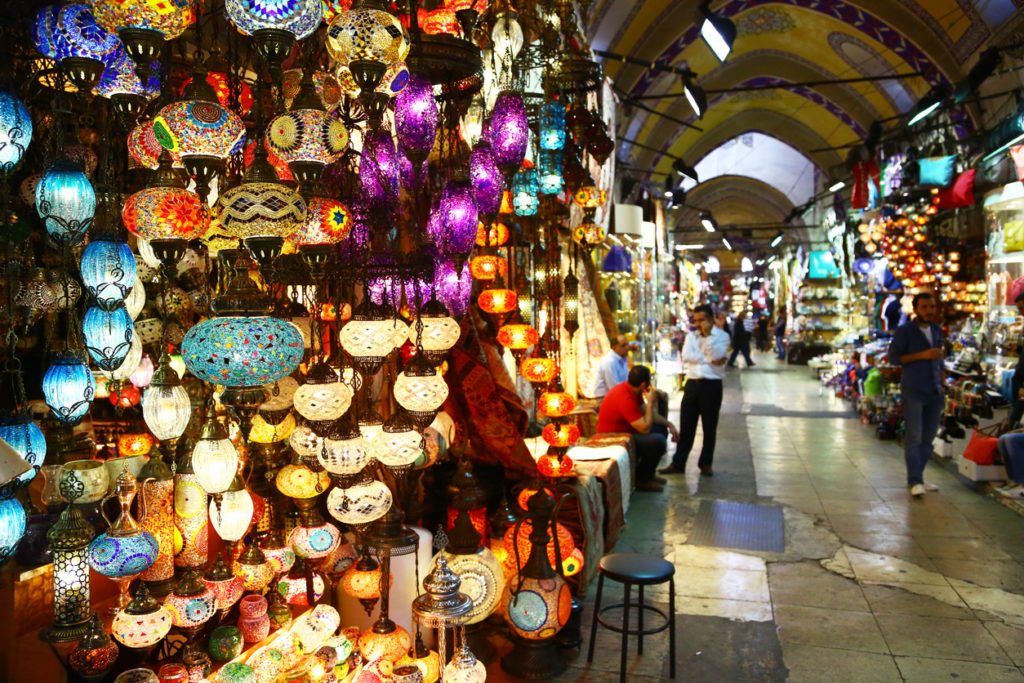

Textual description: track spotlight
[770,231,783,248]
[682,73,707,119]
[700,211,717,232]
[907,85,949,126]
[663,175,674,198]
[828,179,846,192]
[722,234,733,251]
[672,158,699,184]
[699,1,736,62]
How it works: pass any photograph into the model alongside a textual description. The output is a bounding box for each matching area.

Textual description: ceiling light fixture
[699,1,736,62]
[700,211,716,232]
[770,231,783,248]
[828,179,845,192]
[682,73,707,118]
[672,158,699,183]
[907,85,948,126]
[721,235,733,251]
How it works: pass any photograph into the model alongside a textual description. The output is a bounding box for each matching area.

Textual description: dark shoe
[748,362,756,367]
[726,363,736,368]
[699,466,714,476]
[658,465,684,475]
[636,481,664,492]
[652,475,667,484]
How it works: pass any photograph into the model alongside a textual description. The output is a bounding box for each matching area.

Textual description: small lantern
[111,583,172,649]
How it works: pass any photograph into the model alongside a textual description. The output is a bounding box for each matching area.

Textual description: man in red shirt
[597,365,678,492]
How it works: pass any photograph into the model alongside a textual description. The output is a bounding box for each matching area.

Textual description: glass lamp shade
[192,437,238,496]
[181,72,253,115]
[336,60,409,98]
[111,597,172,649]
[203,575,245,612]
[294,368,353,421]
[537,452,575,478]
[92,51,160,99]
[502,520,578,576]
[476,221,509,248]
[478,288,517,315]
[278,570,326,605]
[109,333,143,381]
[0,88,33,172]
[292,604,341,652]
[538,390,575,418]
[48,4,122,64]
[541,423,580,449]
[68,613,119,677]
[359,625,411,663]
[37,163,96,246]
[143,384,191,441]
[216,182,307,240]
[261,376,300,410]
[287,423,324,459]
[572,222,606,250]
[87,531,159,578]
[491,12,523,58]
[521,357,558,385]
[422,8,458,34]
[394,364,449,414]
[288,522,341,559]
[123,186,210,241]
[512,167,539,216]
[250,412,295,443]
[538,150,563,195]
[225,0,322,38]
[360,128,400,204]
[80,236,136,310]
[435,260,471,317]
[411,302,460,360]
[127,122,176,169]
[340,558,384,600]
[497,323,538,351]
[395,73,437,157]
[91,0,194,40]
[117,433,153,458]
[261,542,296,574]
[317,434,371,475]
[326,480,392,525]
[444,642,486,683]
[468,255,503,281]
[573,185,605,208]
[109,384,142,408]
[291,196,352,246]
[165,583,216,629]
[338,315,400,365]
[267,109,348,166]
[372,419,422,468]
[209,488,253,542]
[0,415,46,493]
[43,351,95,424]
[502,573,572,639]
[275,463,330,499]
[0,498,26,564]
[234,553,274,592]
[326,5,409,65]
[152,100,244,160]
[129,354,154,387]
[432,548,504,624]
[539,100,566,151]
[469,142,503,216]
[488,91,528,170]
[439,179,478,258]
[182,317,304,387]
[83,305,134,371]
[397,650,440,683]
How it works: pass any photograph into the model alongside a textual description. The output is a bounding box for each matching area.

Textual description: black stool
[586,552,676,682]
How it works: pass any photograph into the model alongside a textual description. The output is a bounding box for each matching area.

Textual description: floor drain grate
[685,500,785,553]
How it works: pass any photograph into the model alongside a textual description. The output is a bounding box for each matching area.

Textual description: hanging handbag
[962,423,1003,465]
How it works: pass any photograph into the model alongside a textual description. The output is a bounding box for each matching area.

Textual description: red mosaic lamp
[538,380,575,418]
[497,320,538,361]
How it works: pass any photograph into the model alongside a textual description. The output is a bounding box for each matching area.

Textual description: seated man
[596,365,678,492]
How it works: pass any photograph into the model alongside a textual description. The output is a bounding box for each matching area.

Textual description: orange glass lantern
[502,520,580,577]
[516,487,553,513]
[572,185,605,209]
[109,384,141,408]
[476,222,509,247]
[180,72,253,116]
[521,356,558,385]
[469,255,505,281]
[541,423,579,449]
[572,223,606,251]
[537,452,575,478]
[478,288,517,315]
[445,507,487,540]
[499,190,514,214]
[422,8,459,34]
[117,432,155,458]
[538,390,575,418]
[497,323,538,352]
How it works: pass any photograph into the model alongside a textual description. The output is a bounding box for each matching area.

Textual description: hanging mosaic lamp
[82,304,134,371]
[0,414,46,496]
[478,285,517,316]
[89,0,194,81]
[476,220,509,248]
[394,353,449,428]
[497,322,538,359]
[538,382,575,418]
[315,422,371,476]
[539,99,566,151]
[204,560,245,613]
[226,0,322,81]
[394,73,437,165]
[512,166,539,216]
[110,582,172,649]
[291,194,352,247]
[293,362,353,421]
[412,298,461,365]
[438,177,479,261]
[45,4,123,92]
[80,234,137,310]
[360,127,401,203]
[325,477,393,525]
[338,300,400,376]
[36,162,96,246]
[435,259,472,317]
[123,151,210,241]
[0,498,26,566]
[182,316,304,388]
[372,409,422,469]
[42,351,95,424]
[469,141,504,218]
[538,150,563,195]
[488,91,529,177]
[0,88,33,174]
[521,352,558,389]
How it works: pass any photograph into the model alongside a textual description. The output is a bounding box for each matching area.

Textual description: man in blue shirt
[594,335,630,399]
[889,292,944,497]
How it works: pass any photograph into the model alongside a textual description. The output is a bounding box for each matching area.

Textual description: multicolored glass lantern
[476,221,509,248]
[68,613,119,678]
[436,259,472,317]
[327,2,410,66]
[541,423,580,449]
[488,91,529,174]
[174,456,209,569]
[250,412,296,443]
[360,128,401,203]
[341,554,384,609]
[276,461,331,498]
[573,185,605,209]
[111,583,172,649]
[36,163,96,246]
[539,100,566,151]
[512,167,538,216]
[82,304,134,371]
[359,624,411,663]
[521,355,558,386]
[267,107,348,170]
[182,316,304,387]
[216,180,307,240]
[80,235,136,310]
[478,287,517,315]
[339,302,401,374]
[0,88,33,173]
[117,432,153,458]
[316,430,372,475]
[395,73,437,162]
[394,355,449,424]
[278,565,326,605]
[226,0,323,39]
[497,323,538,354]
[138,456,174,589]
[438,178,479,259]
[164,569,217,629]
[291,195,352,246]
[572,222,606,253]
[325,477,392,525]
[123,170,210,242]
[288,521,342,560]
[43,351,95,424]
[234,544,274,592]
[152,98,244,199]
[180,71,253,115]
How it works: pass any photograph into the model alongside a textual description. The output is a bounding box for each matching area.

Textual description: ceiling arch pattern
[899,0,1002,63]
[828,31,915,113]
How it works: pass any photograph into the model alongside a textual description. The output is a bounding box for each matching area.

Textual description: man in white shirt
[660,304,730,476]
[593,335,630,398]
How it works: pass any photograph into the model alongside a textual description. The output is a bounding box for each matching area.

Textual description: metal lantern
[412,555,473,682]
[539,100,566,151]
[0,413,46,495]
[294,362,353,421]
[413,299,461,365]
[192,408,238,496]
[36,162,96,246]
[42,350,96,424]
[41,477,95,642]
[110,582,172,649]
[538,150,563,195]
[394,354,449,427]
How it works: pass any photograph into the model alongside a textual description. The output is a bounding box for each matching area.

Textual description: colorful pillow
[918,155,956,188]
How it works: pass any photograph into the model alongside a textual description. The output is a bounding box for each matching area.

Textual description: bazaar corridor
[546,355,1024,682]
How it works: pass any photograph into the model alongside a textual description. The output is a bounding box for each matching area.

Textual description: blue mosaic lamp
[80,235,137,310]
[0,498,26,566]
[512,167,539,216]
[82,305,134,371]
[0,89,33,175]
[225,0,323,81]
[43,351,96,424]
[88,468,159,612]
[0,414,47,497]
[36,163,96,246]
[182,316,304,388]
[539,100,565,151]
[45,4,123,92]
[538,150,563,196]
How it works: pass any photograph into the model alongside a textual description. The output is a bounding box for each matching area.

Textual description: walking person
[596,365,678,492]
[659,304,730,476]
[727,311,755,368]
[889,292,944,497]
[774,313,787,360]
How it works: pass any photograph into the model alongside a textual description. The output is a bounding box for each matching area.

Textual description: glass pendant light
[316,419,371,476]
[294,362,353,421]
[373,409,422,469]
[339,300,400,376]
[0,413,46,495]
[488,91,529,177]
[36,162,96,246]
[80,234,137,310]
[326,477,392,526]
[90,0,195,81]
[43,350,95,424]
[395,73,437,165]
[111,582,172,650]
[394,354,448,428]
[413,298,461,366]
[0,498,25,566]
[82,304,134,371]
[191,406,238,496]
[182,316,304,387]
[512,166,539,216]
[0,88,33,173]
[123,150,210,241]
[233,542,274,592]
[226,0,322,81]
[142,352,192,442]
[209,476,253,546]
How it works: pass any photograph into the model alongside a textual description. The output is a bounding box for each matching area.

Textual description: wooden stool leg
[586,573,604,664]
[620,582,630,683]
[637,584,645,655]
[669,577,677,679]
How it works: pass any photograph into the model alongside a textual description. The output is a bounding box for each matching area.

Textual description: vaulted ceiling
[586,0,1024,244]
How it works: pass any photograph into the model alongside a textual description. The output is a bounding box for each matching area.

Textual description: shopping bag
[963,424,1001,465]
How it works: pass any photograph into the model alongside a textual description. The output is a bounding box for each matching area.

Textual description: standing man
[774,313,787,360]
[660,304,730,476]
[1007,292,1024,427]
[593,334,630,399]
[727,311,755,368]
[596,365,678,492]
[889,292,944,497]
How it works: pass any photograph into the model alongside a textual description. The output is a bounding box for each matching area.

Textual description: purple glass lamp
[360,128,400,204]
[394,74,437,168]
[435,259,472,317]
[488,91,529,181]
[469,141,503,221]
[439,178,478,266]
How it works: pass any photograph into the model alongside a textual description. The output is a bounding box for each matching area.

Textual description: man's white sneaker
[910,484,926,497]
[998,484,1024,499]
[923,482,939,492]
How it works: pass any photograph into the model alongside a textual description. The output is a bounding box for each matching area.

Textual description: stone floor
[497,351,1024,681]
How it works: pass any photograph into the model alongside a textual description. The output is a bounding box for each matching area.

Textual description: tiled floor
[539,352,1024,681]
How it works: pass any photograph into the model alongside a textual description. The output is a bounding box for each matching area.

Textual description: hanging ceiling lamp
[413,298,461,366]
[142,352,192,443]
[360,127,401,204]
[92,50,160,123]
[226,0,323,82]
[89,0,194,81]
[80,234,137,311]
[437,177,479,266]
[191,406,238,497]
[488,91,529,182]
[394,353,448,429]
[497,321,538,361]
[325,476,393,526]
[394,73,438,167]
[36,162,95,247]
[34,4,122,93]
[478,283,517,317]
[372,409,422,470]
[0,89,32,175]
[294,362,354,421]
[123,150,210,246]
[82,304,134,371]
[512,166,539,216]
[339,300,400,376]
[0,414,46,496]
[469,141,504,221]
[182,316,304,388]
[520,351,558,391]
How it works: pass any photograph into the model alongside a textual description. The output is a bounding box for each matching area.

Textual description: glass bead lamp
[37,162,96,246]
[123,152,210,241]
[68,612,119,678]
[226,0,322,81]
[261,532,297,574]
[436,259,472,317]
[137,455,175,593]
[143,353,192,442]
[326,0,410,73]
[394,354,449,428]
[438,178,478,260]
[276,460,331,498]
[413,298,460,366]
[538,386,575,418]
[538,150,563,195]
[182,316,304,387]
[512,167,539,216]
[234,543,274,592]
[294,362,353,421]
[41,477,95,643]
[373,410,423,469]
[395,73,437,164]
[82,304,134,371]
[469,141,503,218]
[0,413,46,494]
[497,323,538,358]
[539,100,566,151]
[80,235,137,310]
[90,0,194,81]
[43,350,95,424]
[292,195,352,246]
[0,88,33,174]
[111,582,172,649]
[192,408,238,496]
[488,91,528,178]
[339,301,400,375]
[326,478,392,526]
[0,498,25,566]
